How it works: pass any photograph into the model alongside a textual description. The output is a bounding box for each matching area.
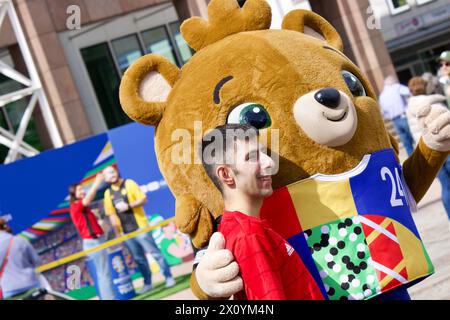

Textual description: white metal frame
[0,0,62,164]
[386,0,411,15]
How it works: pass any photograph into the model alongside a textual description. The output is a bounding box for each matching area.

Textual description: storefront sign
[395,16,424,35]
[421,4,450,26]
[395,3,450,36]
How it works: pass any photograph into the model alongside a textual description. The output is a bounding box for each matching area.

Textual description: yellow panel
[288,179,358,231]
[394,221,434,280]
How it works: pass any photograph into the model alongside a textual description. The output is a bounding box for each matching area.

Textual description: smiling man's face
[224,137,274,199]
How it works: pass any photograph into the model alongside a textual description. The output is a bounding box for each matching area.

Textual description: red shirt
[219,210,324,300]
[70,200,104,239]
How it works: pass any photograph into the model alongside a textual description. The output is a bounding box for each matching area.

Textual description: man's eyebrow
[213,76,234,105]
[323,46,350,61]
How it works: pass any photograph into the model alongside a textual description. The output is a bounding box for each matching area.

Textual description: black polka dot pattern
[305,218,379,300]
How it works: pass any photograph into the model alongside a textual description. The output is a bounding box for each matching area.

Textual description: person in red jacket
[69,173,115,300]
[199,124,323,300]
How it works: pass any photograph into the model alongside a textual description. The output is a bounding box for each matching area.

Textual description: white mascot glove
[416,95,450,152]
[195,232,243,298]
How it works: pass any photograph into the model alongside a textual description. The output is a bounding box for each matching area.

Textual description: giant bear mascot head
[120,0,450,300]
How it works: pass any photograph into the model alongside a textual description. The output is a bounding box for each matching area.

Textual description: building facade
[370,0,450,83]
[0,0,397,162]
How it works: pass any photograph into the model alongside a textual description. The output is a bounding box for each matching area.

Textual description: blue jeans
[125,232,172,286]
[83,237,115,300]
[392,116,415,156]
[437,158,450,220]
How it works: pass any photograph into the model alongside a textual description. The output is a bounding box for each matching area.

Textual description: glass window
[141,26,177,65]
[0,76,13,133]
[0,108,8,131]
[0,98,9,162]
[397,68,413,86]
[169,22,193,65]
[81,43,131,129]
[111,34,143,74]
[392,52,419,67]
[387,0,410,15]
[419,43,450,74]
[0,145,7,164]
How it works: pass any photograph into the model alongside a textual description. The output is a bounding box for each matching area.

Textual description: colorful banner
[0,122,175,239]
[260,149,433,300]
[0,123,183,295]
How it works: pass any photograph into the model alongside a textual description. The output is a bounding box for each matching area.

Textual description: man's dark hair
[0,218,12,234]
[200,124,259,193]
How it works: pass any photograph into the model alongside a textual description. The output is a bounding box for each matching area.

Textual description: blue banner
[0,122,175,239]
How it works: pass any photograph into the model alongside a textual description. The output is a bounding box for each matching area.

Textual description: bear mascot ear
[282,9,344,52]
[119,54,181,126]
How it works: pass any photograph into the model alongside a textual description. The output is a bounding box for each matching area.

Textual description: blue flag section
[0,133,108,235]
[0,122,175,238]
[0,122,189,298]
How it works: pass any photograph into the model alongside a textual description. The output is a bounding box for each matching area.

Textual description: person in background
[69,173,115,300]
[438,51,450,107]
[422,72,444,96]
[379,76,415,156]
[102,166,175,294]
[406,76,450,230]
[0,218,43,299]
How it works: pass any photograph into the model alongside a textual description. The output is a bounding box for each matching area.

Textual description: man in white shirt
[379,76,415,156]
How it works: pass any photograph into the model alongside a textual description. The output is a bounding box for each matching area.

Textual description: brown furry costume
[119,0,449,299]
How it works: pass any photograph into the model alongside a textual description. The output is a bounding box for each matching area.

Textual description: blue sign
[0,122,175,238]
[108,248,136,300]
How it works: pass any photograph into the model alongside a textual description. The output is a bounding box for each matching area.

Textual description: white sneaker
[165,277,176,288]
[138,284,153,294]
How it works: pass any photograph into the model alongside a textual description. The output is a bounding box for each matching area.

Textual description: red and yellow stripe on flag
[360,215,408,292]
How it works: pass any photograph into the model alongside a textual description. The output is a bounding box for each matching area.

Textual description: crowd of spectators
[30,222,140,293]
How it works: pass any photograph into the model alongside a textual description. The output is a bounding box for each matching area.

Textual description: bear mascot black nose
[314,88,341,109]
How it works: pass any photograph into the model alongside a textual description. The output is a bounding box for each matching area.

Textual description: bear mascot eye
[227,103,272,129]
[342,71,366,97]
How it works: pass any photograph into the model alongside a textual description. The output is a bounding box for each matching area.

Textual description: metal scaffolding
[0,0,62,164]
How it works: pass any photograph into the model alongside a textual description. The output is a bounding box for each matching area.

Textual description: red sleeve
[233,233,286,300]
